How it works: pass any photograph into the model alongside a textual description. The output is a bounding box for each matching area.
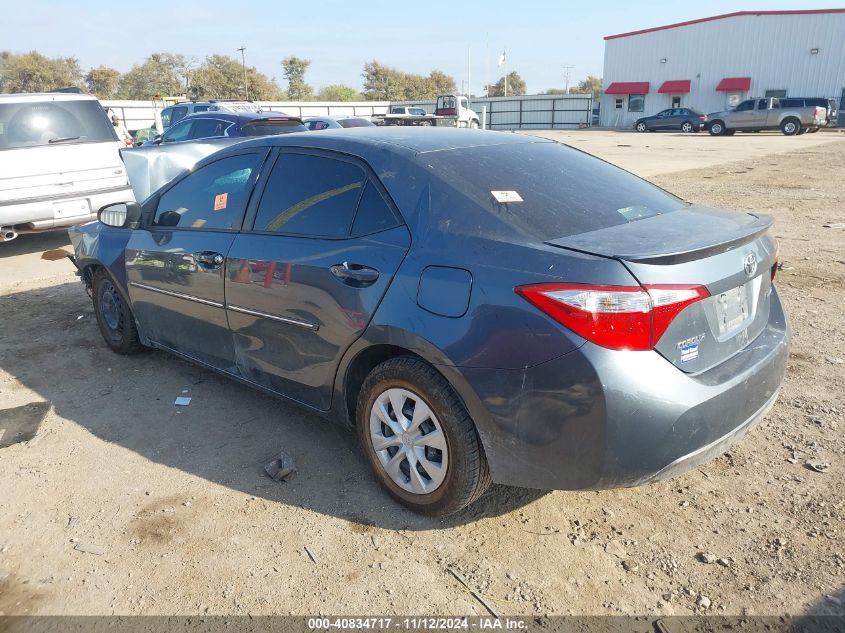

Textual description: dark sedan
[70,128,789,516]
[635,108,707,132]
[150,111,306,144]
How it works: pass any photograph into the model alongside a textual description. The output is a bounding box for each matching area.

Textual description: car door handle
[195,251,225,269]
[330,262,379,285]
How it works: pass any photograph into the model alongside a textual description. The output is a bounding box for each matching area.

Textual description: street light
[237,46,249,100]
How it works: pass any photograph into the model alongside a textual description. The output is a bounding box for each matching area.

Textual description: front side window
[735,100,754,112]
[0,100,117,150]
[627,95,645,112]
[153,153,262,230]
[253,153,366,237]
[189,118,230,139]
[161,120,192,143]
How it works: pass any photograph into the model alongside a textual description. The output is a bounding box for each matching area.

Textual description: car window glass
[736,101,753,111]
[160,108,174,128]
[193,105,210,113]
[170,106,188,124]
[189,118,228,139]
[153,153,262,230]
[253,153,366,237]
[351,182,399,236]
[758,100,768,110]
[0,99,116,150]
[162,120,192,143]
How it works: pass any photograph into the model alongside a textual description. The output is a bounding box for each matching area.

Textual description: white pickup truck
[373,95,481,128]
[707,97,828,136]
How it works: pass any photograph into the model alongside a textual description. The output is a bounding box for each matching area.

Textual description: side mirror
[98,202,141,229]
[153,135,163,144]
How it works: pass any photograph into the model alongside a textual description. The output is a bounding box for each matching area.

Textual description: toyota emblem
[743,253,758,277]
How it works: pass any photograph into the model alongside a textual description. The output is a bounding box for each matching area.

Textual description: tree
[573,76,602,100]
[281,56,313,101]
[116,53,189,99]
[488,71,526,97]
[0,51,83,93]
[191,55,280,100]
[85,66,120,99]
[426,70,457,97]
[362,61,457,101]
[317,84,361,102]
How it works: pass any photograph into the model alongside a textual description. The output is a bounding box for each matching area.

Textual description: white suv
[0,93,134,241]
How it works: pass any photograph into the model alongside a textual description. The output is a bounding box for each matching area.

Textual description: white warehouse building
[599,9,845,128]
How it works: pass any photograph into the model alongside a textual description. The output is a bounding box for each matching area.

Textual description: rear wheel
[708,120,725,136]
[92,269,143,355]
[357,356,490,516]
[418,120,431,127]
[681,121,694,133]
[469,119,479,129]
[635,121,647,132]
[781,118,800,135]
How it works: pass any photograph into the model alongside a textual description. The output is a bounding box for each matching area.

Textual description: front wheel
[681,121,694,133]
[635,121,647,132]
[708,121,725,136]
[781,118,800,135]
[92,269,143,355]
[357,356,491,516]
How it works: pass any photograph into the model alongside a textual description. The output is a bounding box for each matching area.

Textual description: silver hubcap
[369,388,448,495]
[637,124,645,131]
[101,284,120,331]
[713,124,722,134]
[683,123,692,132]
[785,122,796,134]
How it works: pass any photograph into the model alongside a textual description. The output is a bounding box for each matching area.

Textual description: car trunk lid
[546,206,778,372]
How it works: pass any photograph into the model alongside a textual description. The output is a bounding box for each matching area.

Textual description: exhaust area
[1,227,18,242]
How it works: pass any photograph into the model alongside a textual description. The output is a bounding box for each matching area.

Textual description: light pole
[562,65,574,93]
[237,46,249,100]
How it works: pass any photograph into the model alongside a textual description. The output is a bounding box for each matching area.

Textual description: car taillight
[699,114,706,121]
[771,238,780,281]
[515,283,710,351]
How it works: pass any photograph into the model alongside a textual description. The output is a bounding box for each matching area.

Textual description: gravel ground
[0,137,843,618]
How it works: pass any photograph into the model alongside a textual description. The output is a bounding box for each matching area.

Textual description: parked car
[707,98,827,136]
[158,100,263,131]
[634,108,707,133]
[304,116,375,130]
[151,112,306,144]
[779,97,838,130]
[70,128,789,516]
[0,92,134,242]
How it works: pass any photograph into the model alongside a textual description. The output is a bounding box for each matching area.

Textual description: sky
[7,1,844,95]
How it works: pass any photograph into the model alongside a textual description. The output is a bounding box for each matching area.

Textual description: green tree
[426,70,457,97]
[0,51,83,93]
[190,55,280,100]
[85,66,120,99]
[573,76,602,100]
[116,53,188,99]
[488,71,527,97]
[281,56,313,101]
[317,84,361,101]
[362,61,457,100]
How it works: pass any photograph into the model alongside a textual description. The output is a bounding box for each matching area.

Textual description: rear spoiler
[546,207,774,265]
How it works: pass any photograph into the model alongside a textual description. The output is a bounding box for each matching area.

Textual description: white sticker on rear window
[491,190,524,203]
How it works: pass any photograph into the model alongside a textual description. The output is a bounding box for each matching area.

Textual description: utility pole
[562,65,574,93]
[237,46,249,100]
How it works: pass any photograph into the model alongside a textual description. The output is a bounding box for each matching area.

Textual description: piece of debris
[447,567,500,618]
[697,552,717,564]
[304,545,318,564]
[74,543,106,556]
[174,396,192,406]
[622,560,639,572]
[717,558,731,567]
[806,462,830,473]
[822,222,845,229]
[825,357,844,365]
[264,451,297,482]
[41,248,73,261]
[0,402,51,449]
[605,540,627,559]
[697,595,712,610]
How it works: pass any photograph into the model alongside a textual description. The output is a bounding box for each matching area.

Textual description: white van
[0,93,135,242]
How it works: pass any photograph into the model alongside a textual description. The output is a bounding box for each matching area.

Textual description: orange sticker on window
[214,192,228,211]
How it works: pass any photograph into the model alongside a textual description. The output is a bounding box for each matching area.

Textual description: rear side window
[351,183,399,236]
[0,100,117,150]
[241,120,307,136]
[153,153,262,230]
[253,153,366,237]
[422,142,685,242]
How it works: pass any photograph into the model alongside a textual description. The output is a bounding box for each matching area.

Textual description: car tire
[92,268,143,355]
[781,118,800,136]
[708,120,725,136]
[357,356,491,516]
[635,122,647,132]
[681,121,694,133]
[419,120,431,127]
[469,120,479,129]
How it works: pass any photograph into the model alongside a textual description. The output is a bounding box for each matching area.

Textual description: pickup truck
[707,98,828,136]
[373,95,481,128]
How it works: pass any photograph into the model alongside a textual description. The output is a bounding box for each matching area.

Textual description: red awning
[605,82,650,95]
[658,80,691,94]
[716,77,751,92]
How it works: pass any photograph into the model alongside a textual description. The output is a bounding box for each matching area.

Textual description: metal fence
[398,94,593,129]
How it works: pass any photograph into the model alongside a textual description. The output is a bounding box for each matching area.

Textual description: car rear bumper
[0,185,135,230]
[459,286,790,490]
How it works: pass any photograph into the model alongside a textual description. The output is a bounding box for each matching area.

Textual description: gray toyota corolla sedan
[69,128,790,516]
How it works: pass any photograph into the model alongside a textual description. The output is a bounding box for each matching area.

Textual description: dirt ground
[1,132,843,618]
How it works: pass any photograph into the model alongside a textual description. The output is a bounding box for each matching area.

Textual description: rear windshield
[422,141,686,242]
[241,120,307,136]
[338,118,374,128]
[0,100,117,150]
